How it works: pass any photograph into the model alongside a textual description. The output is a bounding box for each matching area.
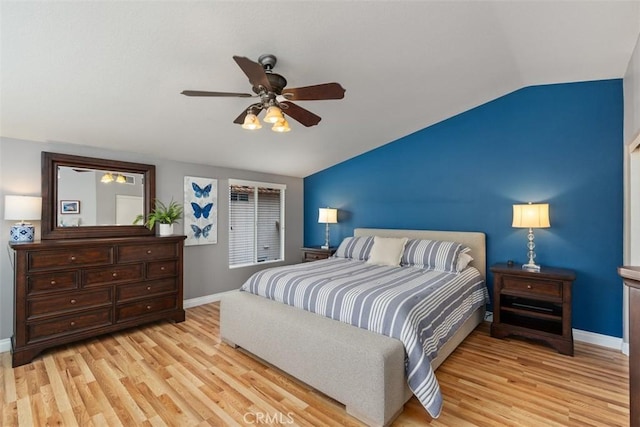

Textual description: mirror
[42,152,156,239]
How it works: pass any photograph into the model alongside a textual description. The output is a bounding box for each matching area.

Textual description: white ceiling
[2,1,639,178]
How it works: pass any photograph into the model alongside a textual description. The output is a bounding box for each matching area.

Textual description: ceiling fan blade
[280,101,321,127]
[233,56,272,92]
[282,83,345,101]
[181,90,254,97]
[233,104,264,124]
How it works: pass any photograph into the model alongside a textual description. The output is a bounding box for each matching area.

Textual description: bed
[220,228,488,426]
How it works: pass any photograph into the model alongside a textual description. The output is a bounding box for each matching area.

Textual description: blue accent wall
[304,80,623,337]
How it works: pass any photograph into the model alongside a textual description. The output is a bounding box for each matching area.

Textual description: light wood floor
[1,302,629,426]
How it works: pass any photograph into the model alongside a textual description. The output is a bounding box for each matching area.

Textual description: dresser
[618,266,640,426]
[490,263,575,355]
[10,235,186,367]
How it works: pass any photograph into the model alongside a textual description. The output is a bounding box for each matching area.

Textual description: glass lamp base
[522,262,541,272]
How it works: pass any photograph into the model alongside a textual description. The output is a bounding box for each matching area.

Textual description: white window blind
[229,179,285,267]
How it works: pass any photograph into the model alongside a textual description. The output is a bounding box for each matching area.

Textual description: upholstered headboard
[354,228,487,279]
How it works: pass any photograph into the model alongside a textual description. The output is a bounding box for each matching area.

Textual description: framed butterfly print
[184,176,217,246]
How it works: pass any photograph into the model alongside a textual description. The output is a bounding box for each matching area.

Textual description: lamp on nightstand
[318,207,338,249]
[4,195,42,242]
[512,202,550,271]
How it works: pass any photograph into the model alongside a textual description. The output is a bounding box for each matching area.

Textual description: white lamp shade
[4,195,42,221]
[512,203,550,228]
[318,208,338,224]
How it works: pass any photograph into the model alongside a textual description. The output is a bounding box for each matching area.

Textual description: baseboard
[484,311,625,353]
[573,329,624,352]
[0,338,11,353]
[183,290,237,309]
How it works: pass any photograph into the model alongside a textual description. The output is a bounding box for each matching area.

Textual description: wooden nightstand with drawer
[490,263,576,355]
[301,246,336,262]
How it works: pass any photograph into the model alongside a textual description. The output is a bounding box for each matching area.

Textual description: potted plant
[135,199,183,236]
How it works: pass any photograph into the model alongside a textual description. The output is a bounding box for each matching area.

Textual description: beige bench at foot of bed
[220,291,410,427]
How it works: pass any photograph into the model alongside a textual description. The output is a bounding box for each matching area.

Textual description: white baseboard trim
[0,338,10,353]
[183,290,237,309]
[485,311,625,353]
[573,329,625,353]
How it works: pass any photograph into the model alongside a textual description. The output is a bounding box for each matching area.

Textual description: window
[229,179,285,267]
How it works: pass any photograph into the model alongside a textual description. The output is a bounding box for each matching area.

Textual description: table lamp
[5,195,42,242]
[318,207,338,249]
[512,202,550,271]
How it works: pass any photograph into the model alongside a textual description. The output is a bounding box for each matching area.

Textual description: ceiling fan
[181,54,345,132]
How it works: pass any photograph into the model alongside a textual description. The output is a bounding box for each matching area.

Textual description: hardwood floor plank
[0,302,630,426]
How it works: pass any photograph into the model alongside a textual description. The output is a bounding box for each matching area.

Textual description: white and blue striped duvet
[240,257,489,418]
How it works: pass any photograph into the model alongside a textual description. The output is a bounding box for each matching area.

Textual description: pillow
[334,236,374,261]
[366,236,408,267]
[456,252,474,272]
[401,239,470,273]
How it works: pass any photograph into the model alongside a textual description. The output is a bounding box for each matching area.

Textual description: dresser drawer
[118,243,177,262]
[116,295,177,322]
[147,260,177,279]
[27,289,112,319]
[27,308,112,343]
[304,252,328,262]
[27,271,78,295]
[502,276,562,299]
[28,247,113,271]
[83,264,144,287]
[116,278,177,302]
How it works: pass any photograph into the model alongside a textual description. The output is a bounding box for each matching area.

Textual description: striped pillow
[334,236,374,261]
[401,239,469,273]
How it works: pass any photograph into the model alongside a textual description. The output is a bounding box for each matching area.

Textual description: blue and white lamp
[4,195,42,243]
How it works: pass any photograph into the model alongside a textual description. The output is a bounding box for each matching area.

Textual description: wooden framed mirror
[41,152,156,239]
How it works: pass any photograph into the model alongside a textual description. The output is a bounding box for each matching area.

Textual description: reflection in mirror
[57,166,144,227]
[42,152,155,239]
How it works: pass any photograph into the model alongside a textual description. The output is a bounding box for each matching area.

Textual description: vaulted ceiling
[1,1,639,177]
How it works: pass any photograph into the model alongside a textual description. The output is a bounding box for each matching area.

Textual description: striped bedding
[240,257,489,418]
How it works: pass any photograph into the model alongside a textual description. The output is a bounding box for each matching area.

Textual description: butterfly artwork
[191,202,213,219]
[191,224,213,239]
[184,176,217,246]
[192,182,212,198]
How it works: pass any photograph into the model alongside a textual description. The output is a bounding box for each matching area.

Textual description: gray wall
[0,137,304,341]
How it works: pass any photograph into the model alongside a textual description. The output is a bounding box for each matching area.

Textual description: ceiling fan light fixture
[264,105,284,124]
[242,112,262,130]
[272,117,291,133]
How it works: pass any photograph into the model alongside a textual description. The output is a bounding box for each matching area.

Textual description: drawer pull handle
[146,305,152,310]
[146,286,152,291]
[160,266,165,271]
[70,299,77,304]
[70,256,76,261]
[112,272,118,277]
[70,321,76,327]
[147,250,152,254]
[50,280,56,285]
[527,285,532,289]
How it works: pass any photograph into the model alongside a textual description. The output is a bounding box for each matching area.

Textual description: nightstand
[490,263,576,355]
[301,246,336,262]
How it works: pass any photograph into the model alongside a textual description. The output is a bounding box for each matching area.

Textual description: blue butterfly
[191,223,212,239]
[192,182,212,198]
[191,202,213,219]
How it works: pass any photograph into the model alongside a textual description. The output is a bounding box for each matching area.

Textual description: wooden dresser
[10,235,186,367]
